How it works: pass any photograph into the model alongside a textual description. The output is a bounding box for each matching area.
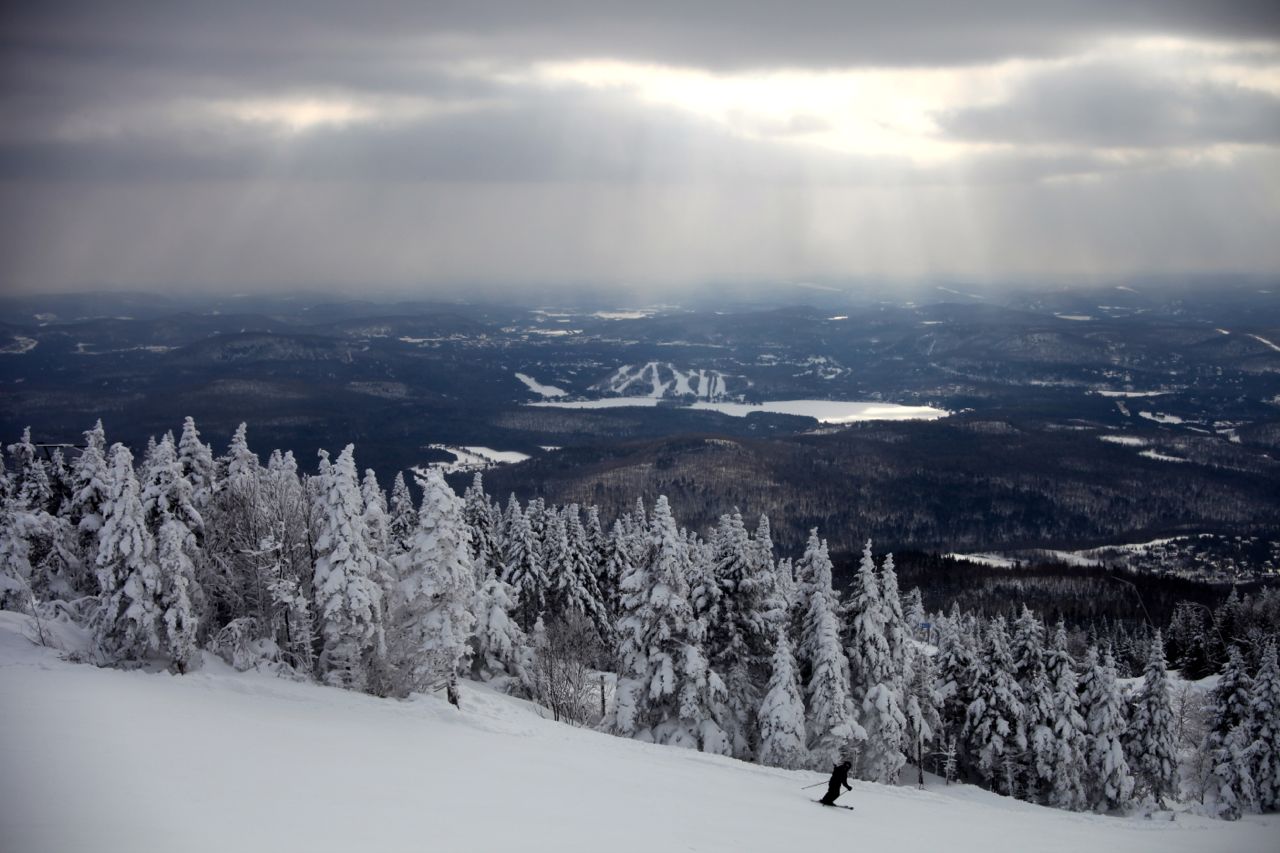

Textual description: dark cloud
[0,1,1277,291]
[939,64,1280,148]
[4,1,1279,72]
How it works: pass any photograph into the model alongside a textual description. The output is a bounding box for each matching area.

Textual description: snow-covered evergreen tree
[311,446,385,692]
[140,432,203,536]
[757,627,807,769]
[7,427,54,514]
[387,472,416,557]
[844,541,902,781]
[389,467,475,704]
[797,531,860,767]
[176,417,216,510]
[95,444,164,662]
[1046,629,1089,811]
[470,572,528,687]
[463,473,500,582]
[600,518,633,619]
[1126,630,1177,804]
[964,617,1026,796]
[0,481,37,612]
[1246,640,1280,812]
[502,498,546,631]
[903,645,942,788]
[1205,646,1255,818]
[879,553,908,682]
[361,469,390,558]
[155,518,203,672]
[545,505,609,639]
[935,608,979,779]
[844,540,890,693]
[1010,606,1052,802]
[612,496,730,754]
[706,509,780,759]
[902,587,926,641]
[65,420,111,591]
[1081,648,1134,812]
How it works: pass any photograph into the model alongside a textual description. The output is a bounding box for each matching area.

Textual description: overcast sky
[2,1,1279,295]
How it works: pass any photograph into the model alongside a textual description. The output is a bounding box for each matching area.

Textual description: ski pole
[800,781,827,790]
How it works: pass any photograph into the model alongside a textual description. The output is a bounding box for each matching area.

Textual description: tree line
[1,419,1277,820]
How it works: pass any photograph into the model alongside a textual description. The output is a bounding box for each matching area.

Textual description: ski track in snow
[1,613,1274,853]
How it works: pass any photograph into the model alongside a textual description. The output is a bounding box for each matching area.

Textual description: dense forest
[2,419,1278,820]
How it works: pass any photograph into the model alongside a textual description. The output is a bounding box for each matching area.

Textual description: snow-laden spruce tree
[1125,630,1177,804]
[387,472,416,558]
[1081,648,1134,812]
[502,498,545,631]
[844,540,891,692]
[1010,607,1052,802]
[706,509,781,760]
[757,626,807,769]
[1022,664,1058,804]
[1205,646,1256,818]
[879,553,908,682]
[774,557,795,615]
[311,446,386,692]
[902,587,926,641]
[462,473,498,580]
[844,542,902,781]
[797,532,860,767]
[140,432,203,537]
[1046,626,1089,811]
[0,477,38,612]
[222,423,260,489]
[361,468,390,560]
[862,679,908,784]
[155,518,202,672]
[95,443,164,662]
[903,644,942,788]
[65,420,111,590]
[545,505,610,639]
[470,571,528,688]
[1011,606,1046,685]
[600,518,633,619]
[936,608,977,774]
[176,417,216,510]
[390,467,475,705]
[964,616,1026,796]
[611,495,731,754]
[7,427,54,513]
[1246,640,1280,812]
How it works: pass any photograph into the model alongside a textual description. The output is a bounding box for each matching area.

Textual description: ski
[814,801,855,811]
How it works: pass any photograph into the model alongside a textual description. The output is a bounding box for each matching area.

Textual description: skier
[819,760,852,806]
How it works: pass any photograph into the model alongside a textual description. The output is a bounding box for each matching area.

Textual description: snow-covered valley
[0,613,1271,853]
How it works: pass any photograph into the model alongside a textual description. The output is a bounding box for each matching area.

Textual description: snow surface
[1248,333,1280,354]
[0,336,37,354]
[515,372,567,398]
[1140,449,1188,464]
[1138,411,1186,425]
[421,445,530,474]
[0,613,1271,853]
[1093,390,1169,398]
[1099,435,1148,446]
[532,399,949,424]
[944,553,1021,568]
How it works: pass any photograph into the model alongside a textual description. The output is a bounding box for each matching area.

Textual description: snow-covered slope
[596,362,741,401]
[0,613,1272,853]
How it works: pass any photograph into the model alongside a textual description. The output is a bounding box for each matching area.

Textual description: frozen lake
[529,398,949,424]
